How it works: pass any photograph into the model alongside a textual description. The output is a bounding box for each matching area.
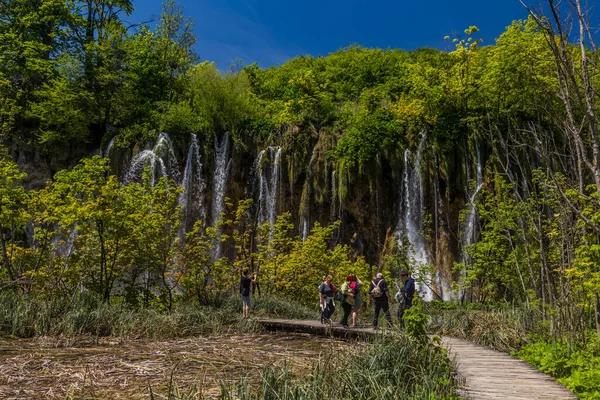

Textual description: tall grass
[428,302,538,352]
[0,292,317,339]
[152,334,461,400]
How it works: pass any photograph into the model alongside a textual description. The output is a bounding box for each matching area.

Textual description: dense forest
[2,0,600,396]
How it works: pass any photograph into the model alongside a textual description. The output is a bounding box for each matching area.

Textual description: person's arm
[382,280,390,299]
[318,284,324,305]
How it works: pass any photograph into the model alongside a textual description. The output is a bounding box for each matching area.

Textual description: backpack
[333,289,345,302]
[371,280,383,298]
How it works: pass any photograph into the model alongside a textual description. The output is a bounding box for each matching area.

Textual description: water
[125,133,178,186]
[396,133,433,301]
[178,134,205,240]
[299,148,317,241]
[104,136,116,158]
[459,143,483,302]
[211,134,231,258]
[256,146,282,229]
[330,170,337,222]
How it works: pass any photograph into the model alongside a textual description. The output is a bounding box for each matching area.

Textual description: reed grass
[0,292,316,339]
[428,302,536,352]
[155,334,461,400]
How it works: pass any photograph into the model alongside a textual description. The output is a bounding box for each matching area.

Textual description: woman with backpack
[339,275,356,329]
[318,275,336,324]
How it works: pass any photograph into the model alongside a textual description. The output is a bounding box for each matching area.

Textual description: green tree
[0,149,29,286]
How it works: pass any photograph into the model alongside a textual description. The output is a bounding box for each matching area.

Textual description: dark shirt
[318,282,335,298]
[240,275,251,296]
[401,277,416,307]
[369,278,389,302]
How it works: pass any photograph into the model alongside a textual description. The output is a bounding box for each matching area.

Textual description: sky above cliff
[132,0,532,70]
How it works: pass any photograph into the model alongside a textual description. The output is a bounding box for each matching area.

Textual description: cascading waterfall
[300,148,317,241]
[211,134,231,258]
[178,134,205,240]
[433,150,453,300]
[330,170,337,222]
[256,146,282,229]
[104,136,116,158]
[396,134,433,301]
[459,143,484,301]
[125,132,178,185]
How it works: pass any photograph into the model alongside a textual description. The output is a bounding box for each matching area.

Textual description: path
[257,318,575,400]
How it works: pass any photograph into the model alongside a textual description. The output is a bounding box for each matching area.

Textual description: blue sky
[131,0,532,70]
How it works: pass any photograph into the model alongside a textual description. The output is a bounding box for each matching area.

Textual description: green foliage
[403,297,429,346]
[258,213,372,304]
[517,338,600,399]
[186,62,257,142]
[0,149,29,284]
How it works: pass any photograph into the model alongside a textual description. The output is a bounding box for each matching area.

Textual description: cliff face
[13,124,480,300]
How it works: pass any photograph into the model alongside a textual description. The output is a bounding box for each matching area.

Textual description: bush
[516,338,600,399]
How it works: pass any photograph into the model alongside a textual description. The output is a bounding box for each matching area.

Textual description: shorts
[242,295,250,307]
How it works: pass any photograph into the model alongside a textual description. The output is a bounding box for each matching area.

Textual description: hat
[346,275,353,281]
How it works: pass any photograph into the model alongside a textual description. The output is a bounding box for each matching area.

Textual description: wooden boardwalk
[257,318,575,400]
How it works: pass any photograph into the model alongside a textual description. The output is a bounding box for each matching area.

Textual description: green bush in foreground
[516,338,600,399]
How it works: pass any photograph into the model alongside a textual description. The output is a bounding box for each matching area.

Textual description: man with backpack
[369,272,392,329]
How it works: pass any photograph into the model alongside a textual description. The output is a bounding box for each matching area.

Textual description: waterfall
[433,150,453,300]
[104,136,116,158]
[396,133,433,301]
[331,170,337,222]
[299,148,317,241]
[459,143,484,301]
[256,146,282,228]
[178,134,205,240]
[211,134,231,227]
[211,134,231,258]
[125,132,178,185]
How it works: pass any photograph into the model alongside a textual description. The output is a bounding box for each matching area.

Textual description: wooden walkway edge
[257,318,575,400]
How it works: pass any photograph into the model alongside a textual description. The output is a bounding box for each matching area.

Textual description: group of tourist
[240,269,415,328]
[319,271,415,329]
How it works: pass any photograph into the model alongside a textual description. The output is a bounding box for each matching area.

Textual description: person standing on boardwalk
[240,270,254,318]
[340,275,355,328]
[318,275,336,323]
[350,274,363,327]
[397,270,415,325]
[369,272,392,329]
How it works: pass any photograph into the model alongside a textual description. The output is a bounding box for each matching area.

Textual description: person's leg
[326,302,335,321]
[341,303,351,327]
[398,306,405,327]
[242,296,250,318]
[373,302,381,328]
[382,302,392,326]
[352,307,358,326]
